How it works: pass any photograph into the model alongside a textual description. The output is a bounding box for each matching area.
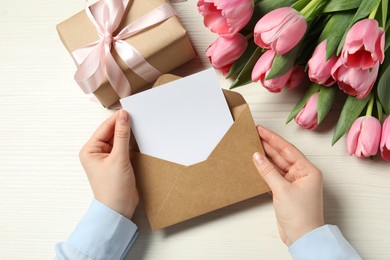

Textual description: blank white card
[120,68,233,166]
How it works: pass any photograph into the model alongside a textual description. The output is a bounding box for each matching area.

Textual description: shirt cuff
[289,225,362,260]
[68,199,138,260]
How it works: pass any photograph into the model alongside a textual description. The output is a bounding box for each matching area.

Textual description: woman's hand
[79,110,139,219]
[253,125,324,246]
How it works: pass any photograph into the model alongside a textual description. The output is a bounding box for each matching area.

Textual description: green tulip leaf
[377,59,390,115]
[373,2,387,32]
[300,1,329,21]
[385,29,390,52]
[336,0,381,55]
[332,94,371,145]
[266,43,301,80]
[379,49,390,78]
[253,0,299,14]
[229,47,263,89]
[226,40,258,79]
[291,0,311,12]
[286,83,321,124]
[323,0,362,13]
[382,0,388,29]
[376,98,383,122]
[317,86,336,124]
[319,12,354,60]
[374,0,387,29]
[295,16,329,65]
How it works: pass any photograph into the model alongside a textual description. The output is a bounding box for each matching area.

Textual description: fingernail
[253,152,264,163]
[119,110,128,123]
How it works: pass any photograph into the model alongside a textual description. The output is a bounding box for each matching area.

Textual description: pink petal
[263,69,292,92]
[251,50,275,82]
[272,15,307,54]
[360,117,381,156]
[204,11,230,35]
[254,7,297,33]
[286,66,306,89]
[347,117,363,155]
[295,92,319,130]
[380,117,390,161]
[341,19,384,69]
[308,40,338,86]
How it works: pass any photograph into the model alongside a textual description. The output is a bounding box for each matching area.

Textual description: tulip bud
[197,0,253,36]
[308,40,338,86]
[251,50,293,93]
[347,116,381,157]
[331,58,379,99]
[206,34,248,75]
[294,92,319,130]
[341,19,385,70]
[380,116,390,161]
[286,66,307,89]
[254,7,307,55]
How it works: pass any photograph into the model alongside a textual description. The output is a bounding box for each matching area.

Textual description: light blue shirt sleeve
[289,225,362,260]
[54,199,138,260]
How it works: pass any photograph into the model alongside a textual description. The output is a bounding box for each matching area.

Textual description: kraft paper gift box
[130,74,270,231]
[56,0,196,108]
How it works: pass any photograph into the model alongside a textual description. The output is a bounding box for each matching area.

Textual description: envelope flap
[222,90,247,120]
[148,155,269,230]
[208,104,264,159]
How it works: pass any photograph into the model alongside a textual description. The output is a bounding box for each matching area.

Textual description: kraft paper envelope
[130,74,270,231]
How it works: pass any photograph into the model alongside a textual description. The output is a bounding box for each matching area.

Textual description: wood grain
[0,0,389,259]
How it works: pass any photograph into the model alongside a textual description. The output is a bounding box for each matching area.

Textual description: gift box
[130,74,270,230]
[56,0,196,107]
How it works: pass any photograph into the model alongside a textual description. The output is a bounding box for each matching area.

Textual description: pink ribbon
[72,0,177,98]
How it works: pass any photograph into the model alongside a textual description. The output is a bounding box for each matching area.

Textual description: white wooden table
[1,1,389,259]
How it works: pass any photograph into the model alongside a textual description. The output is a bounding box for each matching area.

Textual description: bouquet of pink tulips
[198,0,390,161]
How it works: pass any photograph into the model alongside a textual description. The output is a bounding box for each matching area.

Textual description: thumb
[253,152,288,192]
[112,109,131,156]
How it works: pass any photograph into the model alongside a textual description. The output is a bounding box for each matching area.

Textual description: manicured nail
[253,152,264,163]
[119,110,128,123]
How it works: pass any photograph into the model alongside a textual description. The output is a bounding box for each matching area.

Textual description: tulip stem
[366,96,375,116]
[368,2,380,19]
[245,33,254,40]
[300,0,321,19]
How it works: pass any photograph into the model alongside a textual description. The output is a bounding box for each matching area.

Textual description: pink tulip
[308,40,338,86]
[217,65,233,76]
[294,92,319,130]
[331,58,379,99]
[254,7,307,54]
[206,34,248,75]
[197,0,253,36]
[286,66,307,89]
[380,116,390,161]
[341,19,385,70]
[252,50,293,92]
[347,116,381,157]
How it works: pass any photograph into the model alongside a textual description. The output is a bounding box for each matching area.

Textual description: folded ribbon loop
[72,0,177,98]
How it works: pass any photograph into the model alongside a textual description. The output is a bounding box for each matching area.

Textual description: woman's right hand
[253,125,325,246]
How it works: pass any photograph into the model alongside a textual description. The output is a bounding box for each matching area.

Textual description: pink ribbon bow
[72,0,177,98]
